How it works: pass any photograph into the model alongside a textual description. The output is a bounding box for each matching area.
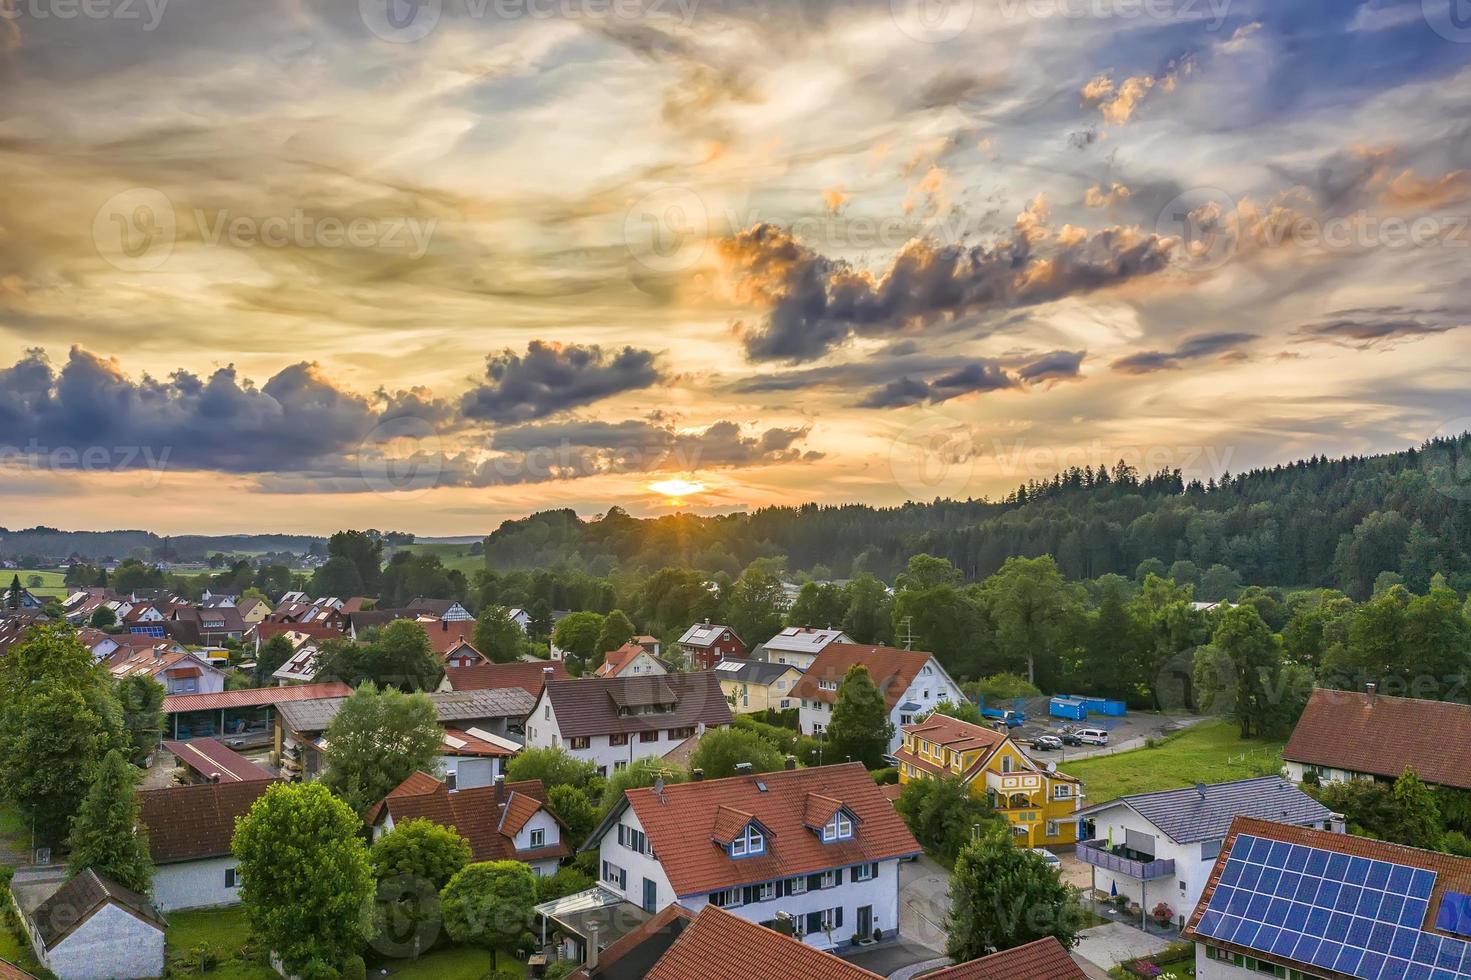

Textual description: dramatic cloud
[1110,333,1258,374]
[1017,350,1086,385]
[857,361,1017,408]
[461,342,662,424]
[722,209,1175,363]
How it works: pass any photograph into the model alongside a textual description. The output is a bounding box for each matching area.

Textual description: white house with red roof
[793,644,964,755]
[583,762,920,950]
[596,641,670,679]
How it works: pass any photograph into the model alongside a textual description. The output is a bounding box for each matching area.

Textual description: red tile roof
[138,779,277,863]
[1283,688,1471,789]
[644,905,881,980]
[422,619,477,655]
[368,773,567,864]
[162,739,275,783]
[617,762,920,898]
[789,643,936,710]
[247,621,344,645]
[596,642,649,677]
[443,660,569,698]
[163,681,353,714]
[543,671,732,739]
[924,938,1087,980]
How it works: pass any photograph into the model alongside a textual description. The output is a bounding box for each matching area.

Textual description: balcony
[1077,839,1175,880]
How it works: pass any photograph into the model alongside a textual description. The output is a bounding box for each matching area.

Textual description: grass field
[166,906,519,979]
[388,542,484,576]
[9,569,68,599]
[1063,718,1288,805]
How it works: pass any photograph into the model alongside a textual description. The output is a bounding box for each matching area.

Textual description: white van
[1075,728,1109,745]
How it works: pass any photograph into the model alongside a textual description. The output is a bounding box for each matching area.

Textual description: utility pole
[899,617,915,651]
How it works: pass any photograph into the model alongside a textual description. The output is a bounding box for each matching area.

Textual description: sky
[1,0,1469,535]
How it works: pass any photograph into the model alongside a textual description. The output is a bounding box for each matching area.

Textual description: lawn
[1063,719,1287,805]
[387,543,484,576]
[166,906,521,979]
[10,569,68,599]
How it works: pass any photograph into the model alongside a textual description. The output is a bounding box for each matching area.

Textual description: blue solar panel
[1193,833,1467,980]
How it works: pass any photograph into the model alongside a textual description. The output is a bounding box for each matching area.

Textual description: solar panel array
[1194,833,1471,980]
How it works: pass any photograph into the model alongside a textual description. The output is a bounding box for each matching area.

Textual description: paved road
[899,855,951,952]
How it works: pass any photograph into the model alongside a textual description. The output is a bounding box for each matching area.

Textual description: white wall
[1080,804,1200,926]
[438,755,501,789]
[513,808,563,876]
[1193,944,1260,978]
[525,693,715,777]
[153,856,243,912]
[800,657,964,754]
[37,903,164,980]
[607,652,667,677]
[765,648,819,669]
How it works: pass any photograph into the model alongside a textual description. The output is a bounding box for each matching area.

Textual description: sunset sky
[1,0,1469,534]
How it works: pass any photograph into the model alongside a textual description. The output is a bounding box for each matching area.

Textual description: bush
[341,955,366,980]
[871,768,898,785]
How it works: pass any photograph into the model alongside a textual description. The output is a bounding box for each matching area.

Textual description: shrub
[870,767,898,785]
[341,955,367,980]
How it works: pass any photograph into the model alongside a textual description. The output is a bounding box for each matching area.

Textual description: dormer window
[730,825,766,858]
[822,813,853,842]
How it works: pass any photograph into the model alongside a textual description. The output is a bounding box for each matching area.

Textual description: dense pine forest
[484,433,1471,599]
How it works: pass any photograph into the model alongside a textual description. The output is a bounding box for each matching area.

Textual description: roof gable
[544,672,732,739]
[790,644,938,710]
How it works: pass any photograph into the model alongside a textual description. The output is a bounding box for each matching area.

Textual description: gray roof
[279,688,535,734]
[712,659,803,685]
[28,869,165,950]
[1074,776,1334,845]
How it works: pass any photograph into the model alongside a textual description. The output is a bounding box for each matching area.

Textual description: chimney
[692,768,704,781]
[442,619,448,631]
[784,755,797,771]
[1365,682,1377,706]
[735,762,753,775]
[494,774,505,807]
[586,922,599,971]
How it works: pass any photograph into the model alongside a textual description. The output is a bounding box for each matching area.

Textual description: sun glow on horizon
[648,477,708,502]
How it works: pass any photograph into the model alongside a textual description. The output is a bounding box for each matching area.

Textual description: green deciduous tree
[841,573,892,645]
[1194,606,1307,738]
[322,684,443,815]
[598,757,687,813]
[0,623,126,839]
[473,606,527,664]
[369,817,472,959]
[980,556,1081,687]
[505,746,598,793]
[441,861,537,952]
[594,609,636,656]
[824,665,893,770]
[117,675,166,766]
[319,619,443,691]
[550,611,604,668]
[945,827,1081,962]
[1391,768,1442,850]
[68,749,153,894]
[688,727,785,780]
[232,782,374,972]
[88,606,117,629]
[894,777,1003,863]
[255,633,296,685]
[546,785,598,851]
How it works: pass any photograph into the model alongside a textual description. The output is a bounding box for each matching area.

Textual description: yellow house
[714,659,805,714]
[894,712,1082,847]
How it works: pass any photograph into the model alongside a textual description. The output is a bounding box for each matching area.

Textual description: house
[162,681,354,742]
[438,727,522,787]
[792,644,965,754]
[137,780,277,910]
[760,627,853,669]
[2,576,43,611]
[421,618,480,659]
[199,590,237,607]
[714,659,804,714]
[62,588,119,624]
[525,672,733,778]
[247,620,343,653]
[597,642,670,679]
[1183,815,1471,979]
[275,688,535,781]
[15,869,166,979]
[895,713,1082,848]
[168,605,245,645]
[507,607,532,632]
[160,739,275,784]
[107,647,227,696]
[1073,776,1338,929]
[1282,684,1471,789]
[367,772,567,876]
[76,627,120,662]
[442,637,488,668]
[564,904,1087,980]
[407,597,474,622]
[235,597,271,625]
[441,660,570,699]
[583,761,920,950]
[633,635,662,657]
[677,623,746,670]
[270,632,328,685]
[121,603,167,638]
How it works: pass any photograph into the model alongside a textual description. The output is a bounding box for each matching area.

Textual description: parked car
[1031,735,1063,751]
[1030,848,1062,869]
[1061,732,1085,746]
[1074,728,1110,745]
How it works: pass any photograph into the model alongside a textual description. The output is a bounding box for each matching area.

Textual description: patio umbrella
[1110,881,1117,898]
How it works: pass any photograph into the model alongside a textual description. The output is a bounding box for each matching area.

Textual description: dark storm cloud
[489,417,817,468]
[722,221,1174,364]
[0,346,400,470]
[1110,332,1257,374]
[856,361,1017,408]
[460,341,663,424]
[1017,349,1085,384]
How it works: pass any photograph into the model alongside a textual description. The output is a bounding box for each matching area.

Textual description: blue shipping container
[1049,697,1088,720]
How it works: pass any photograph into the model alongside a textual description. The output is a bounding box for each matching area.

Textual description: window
[610,733,629,746]
[1053,784,1071,799]
[569,736,590,750]
[712,887,743,909]
[618,825,648,855]
[731,825,765,858]
[823,813,853,841]
[756,881,776,902]
[669,727,695,740]
[602,861,626,890]
[789,875,808,895]
[640,730,659,742]
[544,706,550,720]
[225,867,242,889]
[613,760,627,771]
[854,863,875,881]
[818,680,838,691]
[1046,821,1059,837]
[530,828,545,849]
[1001,756,1013,773]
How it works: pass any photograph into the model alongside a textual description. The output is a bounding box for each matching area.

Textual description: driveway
[1072,922,1173,971]
[899,855,951,951]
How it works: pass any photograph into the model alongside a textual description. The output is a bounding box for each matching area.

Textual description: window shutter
[782,879,792,897]
[834,868,843,885]
[617,825,625,846]
[871,862,878,878]
[835,907,843,929]
[620,869,627,889]
[743,885,757,905]
[808,873,821,891]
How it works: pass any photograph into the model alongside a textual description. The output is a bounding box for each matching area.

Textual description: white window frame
[854,863,874,882]
[823,813,853,842]
[530,828,545,849]
[757,881,776,902]
[789,876,808,895]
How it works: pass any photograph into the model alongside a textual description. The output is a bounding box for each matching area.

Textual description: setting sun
[648,478,707,500]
